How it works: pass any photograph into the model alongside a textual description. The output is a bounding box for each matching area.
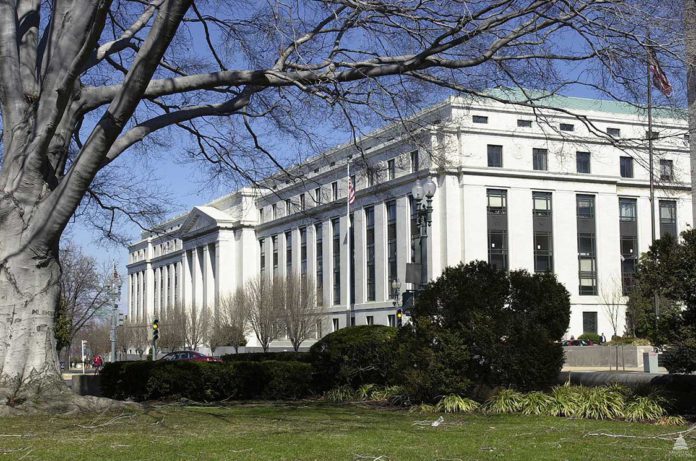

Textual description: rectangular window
[285,199,292,216]
[316,223,323,306]
[272,235,278,272]
[259,207,264,223]
[300,227,307,275]
[517,119,532,128]
[577,195,595,218]
[388,159,396,180]
[285,231,292,274]
[577,194,597,296]
[576,152,591,174]
[487,189,507,215]
[534,232,553,273]
[560,123,574,132]
[315,320,323,339]
[332,218,341,304]
[332,318,340,332]
[619,198,637,222]
[365,206,376,302]
[350,175,356,191]
[410,151,419,173]
[488,230,508,271]
[533,148,548,171]
[332,182,338,201]
[260,239,266,273]
[387,201,397,286]
[583,312,598,334]
[578,233,597,295]
[473,115,488,124]
[272,204,277,219]
[660,159,674,181]
[388,314,396,327]
[533,191,552,216]
[366,316,374,325]
[487,145,503,167]
[315,187,321,205]
[607,127,621,137]
[300,194,305,211]
[659,200,677,237]
[620,156,634,178]
[367,170,375,187]
[621,236,637,295]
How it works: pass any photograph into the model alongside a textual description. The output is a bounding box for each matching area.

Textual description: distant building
[127,93,692,350]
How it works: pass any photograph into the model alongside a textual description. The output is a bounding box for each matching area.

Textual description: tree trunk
[0,236,66,402]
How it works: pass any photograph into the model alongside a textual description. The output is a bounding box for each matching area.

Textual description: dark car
[159,351,223,363]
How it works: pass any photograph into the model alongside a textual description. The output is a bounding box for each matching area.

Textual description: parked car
[159,351,223,363]
[561,339,595,347]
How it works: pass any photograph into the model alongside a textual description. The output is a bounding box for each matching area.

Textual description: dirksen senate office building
[127,92,692,350]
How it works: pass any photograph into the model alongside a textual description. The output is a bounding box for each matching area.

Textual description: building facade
[127,94,692,350]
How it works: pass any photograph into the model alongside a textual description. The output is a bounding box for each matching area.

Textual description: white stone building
[127,93,692,350]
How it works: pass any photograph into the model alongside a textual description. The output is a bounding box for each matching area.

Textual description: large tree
[0,0,683,405]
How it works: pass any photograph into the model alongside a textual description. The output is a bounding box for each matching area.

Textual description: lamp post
[411,177,437,288]
[391,279,401,307]
[110,265,122,363]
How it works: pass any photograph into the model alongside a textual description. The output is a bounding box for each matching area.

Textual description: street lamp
[411,177,436,287]
[390,279,401,307]
[110,265,122,363]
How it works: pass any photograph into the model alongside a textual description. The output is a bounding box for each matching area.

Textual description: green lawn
[1,402,692,460]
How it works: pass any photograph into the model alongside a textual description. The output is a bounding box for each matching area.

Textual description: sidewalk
[562,366,668,374]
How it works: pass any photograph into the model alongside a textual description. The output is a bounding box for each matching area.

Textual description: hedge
[220,351,311,363]
[309,325,398,390]
[101,360,313,401]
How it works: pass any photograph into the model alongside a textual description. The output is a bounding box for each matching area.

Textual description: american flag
[648,48,672,97]
[348,177,356,204]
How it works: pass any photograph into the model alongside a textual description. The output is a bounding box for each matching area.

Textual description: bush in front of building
[663,334,696,374]
[220,351,311,363]
[396,261,571,400]
[100,360,313,401]
[309,325,398,390]
[578,333,602,344]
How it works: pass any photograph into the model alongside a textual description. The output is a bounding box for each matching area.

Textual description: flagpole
[346,156,351,327]
[647,42,659,338]
[648,49,656,244]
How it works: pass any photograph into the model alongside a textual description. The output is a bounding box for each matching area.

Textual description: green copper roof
[480,88,686,120]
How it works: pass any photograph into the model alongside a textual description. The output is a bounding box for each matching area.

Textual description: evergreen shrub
[309,325,397,390]
[101,360,312,401]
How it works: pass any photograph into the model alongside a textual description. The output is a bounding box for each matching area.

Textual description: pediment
[178,206,235,239]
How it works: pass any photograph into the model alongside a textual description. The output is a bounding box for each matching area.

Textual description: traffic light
[152,319,159,341]
[396,308,403,328]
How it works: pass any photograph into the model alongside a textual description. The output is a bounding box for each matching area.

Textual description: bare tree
[118,320,149,359]
[157,306,187,352]
[283,274,323,352]
[185,306,210,351]
[0,0,684,402]
[600,278,624,340]
[74,321,111,359]
[247,275,283,352]
[54,242,114,365]
[210,290,249,354]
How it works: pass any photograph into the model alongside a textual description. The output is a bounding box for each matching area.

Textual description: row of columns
[259,193,418,309]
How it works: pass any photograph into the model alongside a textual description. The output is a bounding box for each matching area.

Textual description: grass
[0,402,693,460]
